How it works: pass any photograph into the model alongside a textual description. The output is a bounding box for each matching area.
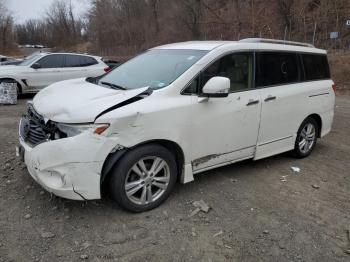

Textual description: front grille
[20,102,54,146]
[26,119,47,145]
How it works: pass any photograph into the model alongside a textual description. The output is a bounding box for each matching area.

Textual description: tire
[293,117,319,158]
[109,144,177,212]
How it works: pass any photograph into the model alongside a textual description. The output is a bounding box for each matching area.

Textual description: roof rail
[239,38,315,48]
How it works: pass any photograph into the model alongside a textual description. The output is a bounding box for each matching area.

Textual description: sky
[6,0,91,24]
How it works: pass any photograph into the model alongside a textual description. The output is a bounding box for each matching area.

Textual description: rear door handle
[246,99,260,106]
[264,95,277,102]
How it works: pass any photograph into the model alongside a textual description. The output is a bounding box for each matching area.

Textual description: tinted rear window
[302,54,330,81]
[65,55,98,67]
[256,52,300,87]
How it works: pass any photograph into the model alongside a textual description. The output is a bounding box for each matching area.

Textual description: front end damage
[18,102,118,200]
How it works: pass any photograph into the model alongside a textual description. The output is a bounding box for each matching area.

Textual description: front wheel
[293,117,319,158]
[109,144,177,212]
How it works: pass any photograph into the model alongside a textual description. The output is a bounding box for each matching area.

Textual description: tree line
[87,0,350,57]
[15,1,87,50]
[0,0,350,56]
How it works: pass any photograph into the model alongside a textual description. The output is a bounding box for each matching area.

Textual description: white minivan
[18,39,335,212]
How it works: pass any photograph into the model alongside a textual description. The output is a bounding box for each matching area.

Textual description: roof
[153,41,234,51]
[32,52,102,58]
[153,40,326,54]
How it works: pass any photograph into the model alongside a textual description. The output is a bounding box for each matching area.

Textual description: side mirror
[31,63,41,69]
[201,77,230,98]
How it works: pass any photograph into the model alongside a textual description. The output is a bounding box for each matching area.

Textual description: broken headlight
[55,123,109,138]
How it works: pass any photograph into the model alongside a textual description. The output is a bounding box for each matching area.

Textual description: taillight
[104,67,111,73]
[332,83,337,92]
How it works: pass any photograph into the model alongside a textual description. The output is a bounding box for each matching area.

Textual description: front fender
[0,75,25,90]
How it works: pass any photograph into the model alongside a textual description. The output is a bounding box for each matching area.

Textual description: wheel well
[142,140,185,181]
[0,78,22,94]
[100,139,185,197]
[308,114,322,137]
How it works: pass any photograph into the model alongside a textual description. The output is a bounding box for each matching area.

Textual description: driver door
[26,54,65,91]
[186,52,262,172]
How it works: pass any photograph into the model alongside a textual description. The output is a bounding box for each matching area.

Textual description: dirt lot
[0,95,349,262]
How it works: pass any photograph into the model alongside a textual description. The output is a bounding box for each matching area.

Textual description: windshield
[19,53,43,66]
[98,49,208,90]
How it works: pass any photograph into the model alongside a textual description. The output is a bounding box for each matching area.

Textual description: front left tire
[109,144,177,212]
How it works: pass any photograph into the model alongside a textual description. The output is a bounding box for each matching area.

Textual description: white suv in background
[0,52,109,94]
[18,39,335,212]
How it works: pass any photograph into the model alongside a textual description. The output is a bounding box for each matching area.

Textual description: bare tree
[0,0,16,54]
[45,0,84,48]
[14,0,85,50]
[180,0,203,39]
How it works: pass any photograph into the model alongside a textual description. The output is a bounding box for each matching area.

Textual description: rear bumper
[18,131,117,200]
[320,109,334,138]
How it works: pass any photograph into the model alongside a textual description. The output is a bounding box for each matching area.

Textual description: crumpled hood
[33,78,149,123]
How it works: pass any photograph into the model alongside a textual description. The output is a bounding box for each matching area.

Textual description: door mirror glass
[201,77,230,98]
[31,62,41,69]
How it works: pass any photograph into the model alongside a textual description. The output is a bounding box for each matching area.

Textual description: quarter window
[184,52,253,94]
[83,56,98,66]
[302,54,330,81]
[37,55,65,68]
[256,52,300,87]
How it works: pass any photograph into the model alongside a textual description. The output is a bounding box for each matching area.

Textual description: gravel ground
[0,95,349,262]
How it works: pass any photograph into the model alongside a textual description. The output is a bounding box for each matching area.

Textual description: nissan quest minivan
[17,39,335,212]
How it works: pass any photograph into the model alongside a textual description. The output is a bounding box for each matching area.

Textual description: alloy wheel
[298,123,316,154]
[124,156,170,205]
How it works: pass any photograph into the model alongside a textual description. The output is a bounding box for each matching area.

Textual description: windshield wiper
[101,81,126,90]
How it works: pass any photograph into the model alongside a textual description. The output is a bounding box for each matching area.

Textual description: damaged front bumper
[18,131,117,200]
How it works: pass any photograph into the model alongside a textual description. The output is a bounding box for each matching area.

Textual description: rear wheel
[109,144,177,212]
[293,117,318,158]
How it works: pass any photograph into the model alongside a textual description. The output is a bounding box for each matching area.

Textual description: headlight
[56,123,110,138]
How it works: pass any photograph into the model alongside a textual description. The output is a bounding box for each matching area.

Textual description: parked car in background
[0,59,23,66]
[18,39,335,212]
[0,52,109,94]
[0,55,21,65]
[0,55,8,63]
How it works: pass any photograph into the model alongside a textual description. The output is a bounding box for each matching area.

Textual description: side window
[256,52,300,87]
[65,55,82,67]
[37,55,65,68]
[302,54,330,81]
[183,52,253,94]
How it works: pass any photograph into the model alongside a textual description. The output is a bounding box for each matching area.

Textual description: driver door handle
[264,95,277,102]
[246,99,260,106]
